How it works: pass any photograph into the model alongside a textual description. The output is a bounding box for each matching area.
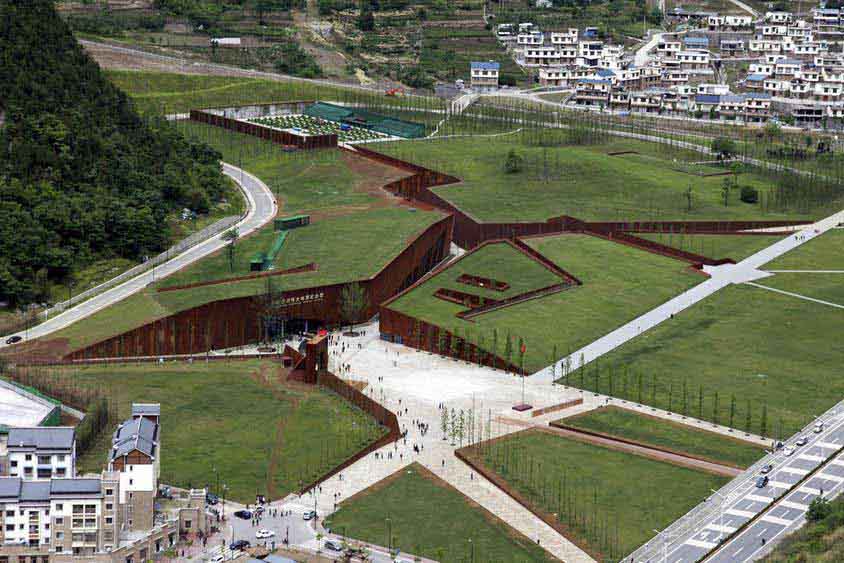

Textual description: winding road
[0,163,277,348]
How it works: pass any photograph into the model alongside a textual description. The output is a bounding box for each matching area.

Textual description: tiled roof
[110,416,158,461]
[7,427,74,450]
[51,479,102,495]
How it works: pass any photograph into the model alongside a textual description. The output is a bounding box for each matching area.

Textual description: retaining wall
[190,109,337,149]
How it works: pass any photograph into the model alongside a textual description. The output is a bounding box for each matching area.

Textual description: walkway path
[533,208,844,383]
[746,281,844,310]
[0,163,277,348]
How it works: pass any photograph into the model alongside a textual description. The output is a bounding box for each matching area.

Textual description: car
[303,510,317,521]
[233,510,252,520]
[756,475,769,488]
[5,335,21,345]
[158,485,173,499]
[255,529,275,539]
[206,493,220,505]
[796,436,808,446]
[814,422,824,433]
[229,539,250,551]
[784,445,796,457]
[324,539,344,552]
[760,464,773,474]
[208,555,225,563]
[254,505,264,515]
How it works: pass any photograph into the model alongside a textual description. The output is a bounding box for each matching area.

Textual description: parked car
[206,493,220,505]
[229,539,250,551]
[784,445,796,456]
[756,475,769,488]
[303,510,317,521]
[158,485,173,500]
[814,422,824,433]
[760,464,773,474]
[256,529,275,539]
[796,436,808,446]
[324,539,344,552]
[233,510,252,520]
[254,505,264,515]
[5,335,21,345]
[208,555,225,563]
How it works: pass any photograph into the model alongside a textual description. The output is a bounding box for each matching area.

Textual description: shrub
[711,136,737,158]
[504,149,523,174]
[740,186,759,203]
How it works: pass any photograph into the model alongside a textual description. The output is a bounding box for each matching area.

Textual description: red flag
[520,342,526,354]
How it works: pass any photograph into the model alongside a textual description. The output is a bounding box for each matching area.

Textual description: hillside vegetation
[0,0,228,306]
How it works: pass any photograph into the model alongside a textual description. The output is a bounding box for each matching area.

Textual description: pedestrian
[442,459,445,467]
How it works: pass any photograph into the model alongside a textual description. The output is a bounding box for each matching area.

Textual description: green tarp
[304,102,426,139]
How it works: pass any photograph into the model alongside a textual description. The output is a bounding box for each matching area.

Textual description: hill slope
[0,0,227,306]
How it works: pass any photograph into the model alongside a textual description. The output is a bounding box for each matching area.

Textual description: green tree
[222,228,240,273]
[340,282,369,333]
[504,149,523,174]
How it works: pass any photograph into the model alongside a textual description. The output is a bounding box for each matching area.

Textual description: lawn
[585,283,844,437]
[324,463,554,562]
[754,273,844,307]
[373,136,796,223]
[387,234,701,372]
[636,233,785,262]
[557,406,765,468]
[763,229,844,270]
[466,430,728,559]
[28,361,385,502]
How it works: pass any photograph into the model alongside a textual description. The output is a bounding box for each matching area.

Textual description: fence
[39,215,241,321]
[190,109,337,149]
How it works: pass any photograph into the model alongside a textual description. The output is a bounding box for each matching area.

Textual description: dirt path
[500,417,742,478]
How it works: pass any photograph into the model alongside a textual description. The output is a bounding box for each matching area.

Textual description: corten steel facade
[190,109,338,150]
[64,215,452,360]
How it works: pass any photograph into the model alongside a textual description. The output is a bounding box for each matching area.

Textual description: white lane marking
[746,494,775,503]
[817,441,840,449]
[798,454,827,463]
[829,459,844,467]
[799,486,823,495]
[780,500,809,510]
[817,473,844,483]
[761,514,793,526]
[778,467,809,476]
[726,508,756,518]
[686,538,718,549]
[706,524,738,534]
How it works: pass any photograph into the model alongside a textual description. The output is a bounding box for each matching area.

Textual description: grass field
[470,430,728,559]
[324,463,554,562]
[28,361,385,502]
[754,274,844,307]
[388,234,700,372]
[374,136,797,223]
[763,229,844,270]
[558,406,765,468]
[584,283,844,437]
[636,233,785,262]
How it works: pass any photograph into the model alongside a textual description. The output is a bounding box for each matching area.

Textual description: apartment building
[2,429,75,481]
[814,8,844,41]
[470,61,499,91]
[677,50,711,71]
[574,79,611,106]
[549,29,578,46]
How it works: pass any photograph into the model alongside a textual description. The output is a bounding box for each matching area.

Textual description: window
[55,518,63,525]
[129,479,133,486]
[105,503,112,510]
[55,504,62,511]
[105,517,112,525]
[105,489,113,496]
[184,520,191,529]
[10,461,17,467]
[25,454,32,461]
[57,455,65,462]
[55,468,66,477]
[5,524,12,531]
[84,505,96,514]
[37,456,51,465]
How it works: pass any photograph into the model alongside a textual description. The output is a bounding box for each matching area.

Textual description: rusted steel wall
[64,216,453,360]
[190,109,338,149]
[586,219,809,233]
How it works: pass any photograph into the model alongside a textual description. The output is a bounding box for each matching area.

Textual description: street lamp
[469,538,475,563]
[386,517,392,551]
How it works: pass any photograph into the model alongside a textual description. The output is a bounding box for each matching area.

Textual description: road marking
[780,500,809,511]
[817,441,840,449]
[746,494,774,503]
[726,508,756,518]
[798,454,827,463]
[779,467,809,476]
[685,538,718,549]
[798,486,823,495]
[769,481,793,489]
[706,524,738,534]
[817,473,844,483]
[761,514,793,526]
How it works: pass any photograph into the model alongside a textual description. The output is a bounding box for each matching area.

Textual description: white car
[255,529,275,539]
[796,436,808,446]
[784,445,796,456]
[814,422,824,433]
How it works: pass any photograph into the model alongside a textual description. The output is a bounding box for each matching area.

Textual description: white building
[5,428,75,481]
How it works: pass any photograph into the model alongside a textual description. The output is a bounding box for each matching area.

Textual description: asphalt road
[0,162,276,349]
[633,400,844,563]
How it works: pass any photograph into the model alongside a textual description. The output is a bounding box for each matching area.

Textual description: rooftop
[111,416,158,461]
[7,427,75,450]
[132,403,161,417]
[471,61,501,71]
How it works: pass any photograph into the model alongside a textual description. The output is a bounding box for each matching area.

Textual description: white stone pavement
[533,208,844,384]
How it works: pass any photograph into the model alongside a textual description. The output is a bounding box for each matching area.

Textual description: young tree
[449,408,458,445]
[729,394,736,430]
[760,403,768,438]
[222,227,239,272]
[504,332,513,367]
[440,406,448,441]
[713,391,720,425]
[682,379,688,417]
[340,282,369,334]
[745,399,752,433]
[457,409,465,447]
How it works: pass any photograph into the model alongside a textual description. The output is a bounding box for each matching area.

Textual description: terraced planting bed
[249,114,390,143]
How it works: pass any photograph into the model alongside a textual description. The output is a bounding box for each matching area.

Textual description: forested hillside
[0,0,228,306]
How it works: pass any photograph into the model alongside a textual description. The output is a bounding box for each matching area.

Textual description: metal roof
[596,69,616,77]
[0,478,22,499]
[747,73,769,81]
[695,94,721,103]
[7,427,74,450]
[20,481,51,502]
[471,61,500,71]
[51,479,102,495]
[684,37,710,47]
[131,403,161,417]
